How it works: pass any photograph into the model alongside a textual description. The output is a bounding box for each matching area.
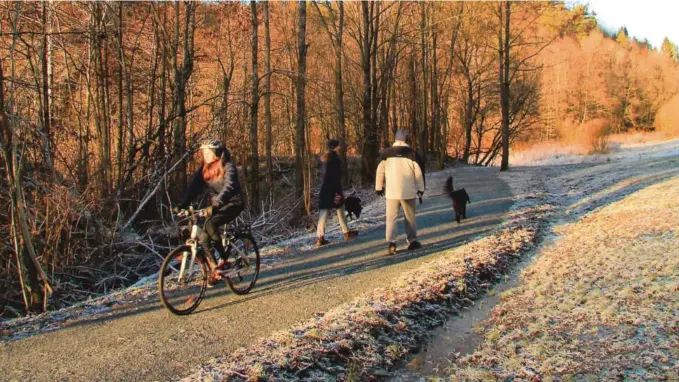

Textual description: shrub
[557,118,611,153]
[583,118,612,153]
[655,94,679,137]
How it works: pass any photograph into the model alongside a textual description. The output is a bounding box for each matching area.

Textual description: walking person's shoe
[387,242,397,255]
[407,241,422,251]
[343,231,359,241]
[316,236,329,247]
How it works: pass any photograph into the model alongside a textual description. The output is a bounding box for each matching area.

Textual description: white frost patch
[508,139,679,167]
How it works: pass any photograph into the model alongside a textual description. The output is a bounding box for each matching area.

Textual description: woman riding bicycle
[176,139,244,279]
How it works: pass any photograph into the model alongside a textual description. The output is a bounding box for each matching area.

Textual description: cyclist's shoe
[316,236,329,246]
[208,269,224,287]
[343,231,359,241]
[387,242,397,255]
[407,241,422,251]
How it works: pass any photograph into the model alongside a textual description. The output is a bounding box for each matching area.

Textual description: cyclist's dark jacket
[179,160,244,209]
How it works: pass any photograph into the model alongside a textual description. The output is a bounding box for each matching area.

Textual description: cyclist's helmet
[199,138,230,161]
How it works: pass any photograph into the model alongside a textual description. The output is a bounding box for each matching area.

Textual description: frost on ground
[449,176,679,381]
[509,138,679,167]
[181,171,550,381]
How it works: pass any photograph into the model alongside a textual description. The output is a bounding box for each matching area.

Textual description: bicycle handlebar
[176,207,209,219]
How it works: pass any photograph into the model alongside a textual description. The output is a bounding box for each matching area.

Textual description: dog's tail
[445,176,454,197]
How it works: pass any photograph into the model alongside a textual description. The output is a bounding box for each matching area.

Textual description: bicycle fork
[179,226,201,283]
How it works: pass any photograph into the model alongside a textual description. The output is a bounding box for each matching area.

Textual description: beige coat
[375,142,425,200]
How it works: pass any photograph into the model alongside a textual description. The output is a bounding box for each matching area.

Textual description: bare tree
[359,1,379,185]
[249,0,260,213]
[313,1,348,183]
[263,1,273,191]
[498,0,511,171]
[171,2,196,197]
[295,0,308,213]
[1,22,53,312]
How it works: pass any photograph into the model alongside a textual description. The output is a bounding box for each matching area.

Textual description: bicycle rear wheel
[158,245,209,315]
[226,233,260,295]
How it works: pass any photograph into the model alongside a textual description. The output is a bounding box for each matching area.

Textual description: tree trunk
[463,76,474,163]
[41,0,55,176]
[249,0,260,213]
[117,3,125,190]
[499,0,511,172]
[172,2,196,198]
[336,2,348,185]
[263,1,273,192]
[370,3,379,153]
[92,3,111,194]
[360,1,378,186]
[295,0,307,211]
[155,5,168,163]
[419,2,428,160]
[431,23,442,169]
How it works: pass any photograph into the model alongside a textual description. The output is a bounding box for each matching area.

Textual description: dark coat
[179,160,244,209]
[319,150,343,210]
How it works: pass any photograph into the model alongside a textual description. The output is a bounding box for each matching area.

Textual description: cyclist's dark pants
[200,202,244,266]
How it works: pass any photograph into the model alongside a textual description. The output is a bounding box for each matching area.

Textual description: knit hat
[394,129,408,143]
[328,139,341,150]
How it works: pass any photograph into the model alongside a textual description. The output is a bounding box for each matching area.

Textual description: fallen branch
[120,151,192,233]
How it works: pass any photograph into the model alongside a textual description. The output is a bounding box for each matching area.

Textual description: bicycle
[158,207,260,315]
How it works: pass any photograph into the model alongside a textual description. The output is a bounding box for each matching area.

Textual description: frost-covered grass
[449,176,679,381]
[609,131,676,146]
[509,138,679,167]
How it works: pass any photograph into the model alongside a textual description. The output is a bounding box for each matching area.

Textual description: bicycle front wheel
[226,233,260,295]
[158,245,209,315]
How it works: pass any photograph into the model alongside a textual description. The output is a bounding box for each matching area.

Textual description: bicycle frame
[175,207,252,282]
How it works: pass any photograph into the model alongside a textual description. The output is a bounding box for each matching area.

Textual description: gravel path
[0,168,512,382]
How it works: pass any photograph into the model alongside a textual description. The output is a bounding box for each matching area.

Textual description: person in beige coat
[375,130,425,255]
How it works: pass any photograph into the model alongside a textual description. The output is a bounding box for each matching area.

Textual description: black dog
[445,176,471,223]
[344,195,362,220]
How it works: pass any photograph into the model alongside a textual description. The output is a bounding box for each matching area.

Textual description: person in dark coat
[316,139,358,246]
[176,139,244,275]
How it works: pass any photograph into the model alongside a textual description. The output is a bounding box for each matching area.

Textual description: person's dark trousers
[200,203,243,266]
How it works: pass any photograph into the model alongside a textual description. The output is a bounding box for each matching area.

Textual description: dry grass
[509,119,613,166]
[449,176,679,381]
[609,131,676,146]
[509,142,588,166]
[557,118,611,154]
